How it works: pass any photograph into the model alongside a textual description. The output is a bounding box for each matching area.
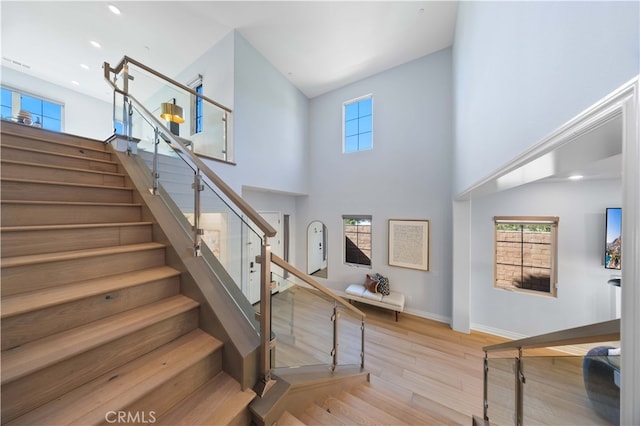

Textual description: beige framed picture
[388,219,430,271]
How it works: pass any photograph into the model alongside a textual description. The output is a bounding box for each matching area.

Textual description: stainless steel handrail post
[515,348,525,426]
[483,351,489,421]
[192,169,204,256]
[360,317,365,369]
[331,302,339,371]
[255,240,276,397]
[152,128,160,195]
[122,62,130,139]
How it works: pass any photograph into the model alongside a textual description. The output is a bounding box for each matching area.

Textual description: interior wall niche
[307,221,328,278]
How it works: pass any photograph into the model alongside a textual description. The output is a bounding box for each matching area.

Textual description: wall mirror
[307,221,328,278]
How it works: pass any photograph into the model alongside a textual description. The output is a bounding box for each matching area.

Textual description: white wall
[210,32,309,197]
[300,49,453,322]
[1,66,112,140]
[470,178,622,338]
[452,1,640,195]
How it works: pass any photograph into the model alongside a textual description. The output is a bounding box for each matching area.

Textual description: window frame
[188,75,203,136]
[343,215,373,268]
[342,94,373,153]
[494,216,559,297]
[1,86,63,131]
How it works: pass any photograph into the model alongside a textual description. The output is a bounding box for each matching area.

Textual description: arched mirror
[307,221,328,278]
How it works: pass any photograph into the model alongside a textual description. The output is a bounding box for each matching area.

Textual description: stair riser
[1,248,166,296]
[0,309,199,423]
[1,224,152,257]
[2,277,181,350]
[0,133,111,161]
[1,161,125,187]
[0,147,117,173]
[1,180,133,203]
[122,351,222,422]
[1,203,141,226]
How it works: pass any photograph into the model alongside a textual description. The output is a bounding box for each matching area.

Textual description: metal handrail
[271,253,366,319]
[109,56,231,113]
[103,62,276,239]
[483,318,620,353]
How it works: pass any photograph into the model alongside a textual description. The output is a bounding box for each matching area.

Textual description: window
[188,75,203,135]
[344,216,372,267]
[1,87,62,131]
[494,216,559,296]
[343,95,372,153]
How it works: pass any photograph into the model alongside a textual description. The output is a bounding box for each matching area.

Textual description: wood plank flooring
[271,286,615,425]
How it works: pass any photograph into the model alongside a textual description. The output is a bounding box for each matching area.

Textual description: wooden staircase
[0,123,255,425]
[277,381,460,425]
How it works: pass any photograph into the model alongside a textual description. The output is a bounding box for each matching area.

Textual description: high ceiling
[1,1,458,101]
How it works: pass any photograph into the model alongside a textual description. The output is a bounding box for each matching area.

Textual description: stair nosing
[0,222,153,233]
[1,266,181,318]
[1,159,126,178]
[0,242,165,268]
[0,177,134,192]
[0,145,116,165]
[1,127,106,148]
[1,199,141,207]
[1,295,200,384]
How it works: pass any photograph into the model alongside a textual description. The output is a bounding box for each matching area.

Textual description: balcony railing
[481,319,620,425]
[103,56,365,396]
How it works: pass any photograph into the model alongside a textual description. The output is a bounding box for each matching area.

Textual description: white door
[244,212,283,304]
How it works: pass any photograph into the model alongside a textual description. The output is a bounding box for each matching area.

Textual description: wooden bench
[339,284,405,321]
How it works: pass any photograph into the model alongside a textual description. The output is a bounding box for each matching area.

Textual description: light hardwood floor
[271,286,615,425]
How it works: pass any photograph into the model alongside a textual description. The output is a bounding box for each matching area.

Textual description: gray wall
[452,1,640,195]
[470,179,622,338]
[299,49,454,322]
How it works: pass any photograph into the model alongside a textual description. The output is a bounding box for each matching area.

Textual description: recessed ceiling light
[90,40,101,48]
[71,81,80,86]
[108,4,121,15]
[80,64,89,70]
[568,174,584,181]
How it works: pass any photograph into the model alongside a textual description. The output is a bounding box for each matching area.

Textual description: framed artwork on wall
[388,219,430,271]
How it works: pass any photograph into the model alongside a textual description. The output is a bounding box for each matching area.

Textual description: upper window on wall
[1,87,62,131]
[494,216,559,297]
[188,75,203,136]
[343,95,372,153]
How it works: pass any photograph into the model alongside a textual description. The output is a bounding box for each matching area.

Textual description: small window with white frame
[344,215,372,267]
[494,216,559,296]
[343,95,372,153]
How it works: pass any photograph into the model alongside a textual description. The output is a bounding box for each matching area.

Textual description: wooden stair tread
[301,403,348,425]
[0,177,134,192]
[0,242,165,268]
[351,382,453,425]
[157,372,256,425]
[6,329,222,426]
[337,389,407,425]
[1,126,106,149]
[1,295,199,384]
[277,410,306,426]
[1,266,180,318]
[0,221,153,233]
[323,397,382,425]
[0,144,116,165]
[1,159,126,178]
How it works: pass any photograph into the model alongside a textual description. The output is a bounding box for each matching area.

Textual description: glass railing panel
[124,103,261,332]
[124,61,229,162]
[336,302,364,367]
[522,352,619,425]
[271,276,334,368]
[486,356,516,425]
